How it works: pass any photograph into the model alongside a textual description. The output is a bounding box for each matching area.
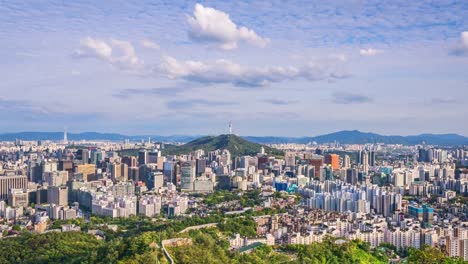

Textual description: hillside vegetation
[0,222,464,264]
[162,134,284,157]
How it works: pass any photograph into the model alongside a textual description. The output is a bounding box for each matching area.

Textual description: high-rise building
[47,186,68,206]
[180,161,196,191]
[393,171,405,187]
[418,148,426,162]
[122,156,137,167]
[121,163,129,182]
[423,204,434,226]
[138,150,147,165]
[8,189,28,207]
[285,153,296,167]
[153,172,164,190]
[128,167,139,181]
[325,154,339,171]
[111,163,128,182]
[59,160,73,175]
[148,150,159,164]
[309,158,323,178]
[0,175,28,200]
[82,149,90,164]
[369,151,376,166]
[196,159,206,176]
[362,151,369,174]
[343,155,351,168]
[163,161,175,184]
[28,162,43,183]
[111,163,122,181]
[346,168,358,185]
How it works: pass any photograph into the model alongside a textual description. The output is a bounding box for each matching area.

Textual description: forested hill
[162,134,284,157]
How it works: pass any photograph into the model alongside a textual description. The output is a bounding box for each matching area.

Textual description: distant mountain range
[0,130,467,146]
[0,132,198,143]
[244,130,468,146]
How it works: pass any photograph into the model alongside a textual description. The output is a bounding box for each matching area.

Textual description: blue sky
[0,0,467,136]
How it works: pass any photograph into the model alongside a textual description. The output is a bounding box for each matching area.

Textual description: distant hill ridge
[0,130,467,145]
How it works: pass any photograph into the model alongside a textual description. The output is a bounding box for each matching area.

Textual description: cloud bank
[75,37,143,70]
[187,3,269,50]
[158,56,348,87]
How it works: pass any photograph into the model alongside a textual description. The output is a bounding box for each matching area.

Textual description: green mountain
[163,134,284,157]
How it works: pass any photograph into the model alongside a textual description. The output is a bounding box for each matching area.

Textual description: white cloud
[78,37,112,60]
[450,31,468,56]
[187,3,270,50]
[157,56,347,87]
[359,48,384,56]
[76,37,143,70]
[141,39,160,50]
[76,37,348,87]
[462,32,468,46]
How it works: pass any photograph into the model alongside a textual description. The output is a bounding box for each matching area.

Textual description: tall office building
[343,155,351,168]
[325,154,339,171]
[346,168,358,185]
[82,149,90,164]
[28,162,43,183]
[8,189,28,207]
[47,186,68,206]
[59,160,73,175]
[122,156,137,168]
[153,172,164,190]
[0,175,28,200]
[111,163,128,182]
[121,163,129,182]
[128,167,140,181]
[148,150,159,164]
[362,151,369,174]
[111,163,122,181]
[138,150,148,165]
[180,161,196,191]
[419,166,426,182]
[163,161,175,184]
[196,159,207,176]
[285,153,296,167]
[423,205,434,225]
[369,151,376,166]
[309,158,323,178]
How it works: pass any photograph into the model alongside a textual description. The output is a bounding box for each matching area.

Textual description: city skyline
[1,1,467,136]
[1,128,468,141]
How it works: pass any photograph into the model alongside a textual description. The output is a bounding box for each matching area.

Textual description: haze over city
[1,1,467,136]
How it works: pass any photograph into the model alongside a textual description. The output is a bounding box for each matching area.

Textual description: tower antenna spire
[229,121,232,135]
